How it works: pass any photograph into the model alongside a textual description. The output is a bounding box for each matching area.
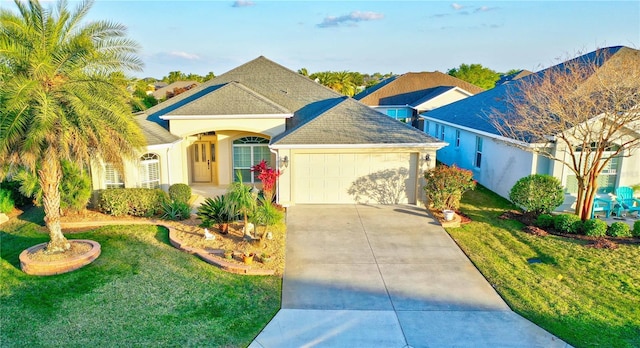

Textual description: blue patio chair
[591,197,612,218]
[613,186,640,217]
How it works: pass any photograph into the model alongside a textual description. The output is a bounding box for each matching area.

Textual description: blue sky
[3,1,639,78]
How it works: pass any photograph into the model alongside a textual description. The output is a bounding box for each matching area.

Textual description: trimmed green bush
[554,214,582,234]
[169,183,192,204]
[535,214,555,228]
[98,188,168,217]
[583,219,608,237]
[608,222,631,237]
[633,221,640,237]
[424,164,476,210]
[0,189,15,213]
[509,174,564,214]
[160,200,191,221]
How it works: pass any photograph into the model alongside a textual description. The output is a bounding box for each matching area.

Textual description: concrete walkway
[250,205,570,348]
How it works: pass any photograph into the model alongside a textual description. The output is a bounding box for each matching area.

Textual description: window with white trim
[435,124,440,138]
[440,125,445,140]
[475,136,483,168]
[233,136,270,183]
[424,121,430,134]
[139,153,160,189]
[105,164,124,189]
[455,129,461,147]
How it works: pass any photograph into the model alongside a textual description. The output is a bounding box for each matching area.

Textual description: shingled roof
[354,72,485,107]
[139,56,443,148]
[424,46,638,143]
[272,97,441,146]
[134,114,180,146]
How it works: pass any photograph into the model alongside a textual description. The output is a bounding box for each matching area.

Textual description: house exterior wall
[167,118,286,138]
[415,89,470,112]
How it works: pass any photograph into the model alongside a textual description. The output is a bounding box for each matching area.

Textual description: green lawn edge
[446,186,640,348]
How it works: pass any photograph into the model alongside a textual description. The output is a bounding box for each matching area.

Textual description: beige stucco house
[91,57,446,205]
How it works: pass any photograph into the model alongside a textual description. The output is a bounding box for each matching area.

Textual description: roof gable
[164,81,290,116]
[354,72,485,106]
[272,98,441,146]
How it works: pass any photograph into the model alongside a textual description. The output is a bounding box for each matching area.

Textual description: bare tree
[491,47,640,220]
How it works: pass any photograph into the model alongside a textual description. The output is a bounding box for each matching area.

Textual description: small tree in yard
[510,174,564,215]
[492,47,640,220]
[251,160,280,203]
[423,164,476,211]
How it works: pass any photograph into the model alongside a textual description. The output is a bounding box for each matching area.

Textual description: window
[424,121,430,134]
[440,125,445,140]
[139,153,160,189]
[455,130,461,147]
[475,136,483,168]
[233,136,270,183]
[105,164,124,189]
[566,156,620,194]
[435,124,440,138]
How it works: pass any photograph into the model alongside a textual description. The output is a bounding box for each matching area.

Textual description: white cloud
[452,3,464,10]
[232,0,255,8]
[317,11,384,28]
[168,51,201,60]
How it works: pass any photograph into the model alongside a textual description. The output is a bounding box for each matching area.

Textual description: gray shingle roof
[272,97,441,146]
[424,46,637,143]
[135,114,180,146]
[165,81,291,116]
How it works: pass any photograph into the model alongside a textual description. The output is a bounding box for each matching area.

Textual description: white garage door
[293,153,418,204]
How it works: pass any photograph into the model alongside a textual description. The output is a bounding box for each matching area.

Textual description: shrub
[633,220,640,237]
[254,197,284,234]
[535,214,555,228]
[423,164,476,211]
[509,174,564,215]
[251,160,280,203]
[169,183,192,204]
[160,200,191,221]
[554,214,582,234]
[59,161,92,214]
[0,189,15,213]
[197,194,238,228]
[608,222,631,237]
[0,180,29,207]
[583,219,608,237]
[98,188,168,217]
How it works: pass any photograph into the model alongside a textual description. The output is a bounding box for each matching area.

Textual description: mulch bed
[430,209,472,224]
[498,209,640,248]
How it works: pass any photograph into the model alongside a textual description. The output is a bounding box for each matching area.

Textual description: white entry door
[192,141,212,182]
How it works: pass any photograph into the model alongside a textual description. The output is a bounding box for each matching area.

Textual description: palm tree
[0,0,144,253]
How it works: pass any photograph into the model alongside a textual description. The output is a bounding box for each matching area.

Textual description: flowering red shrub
[251,160,281,202]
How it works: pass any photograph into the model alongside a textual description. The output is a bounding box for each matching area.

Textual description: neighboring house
[422,46,640,211]
[495,69,533,85]
[354,72,484,127]
[152,81,201,100]
[91,56,445,205]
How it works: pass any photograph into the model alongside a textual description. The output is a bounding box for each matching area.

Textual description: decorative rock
[204,228,215,240]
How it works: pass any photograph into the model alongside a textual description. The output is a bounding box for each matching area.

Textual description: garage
[293,152,418,204]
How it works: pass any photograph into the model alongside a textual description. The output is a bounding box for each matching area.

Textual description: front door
[192,141,213,182]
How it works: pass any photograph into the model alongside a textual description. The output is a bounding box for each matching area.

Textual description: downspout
[269,147,280,204]
[166,146,172,187]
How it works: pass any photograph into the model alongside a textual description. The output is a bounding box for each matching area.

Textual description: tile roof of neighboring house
[272,97,440,146]
[423,46,638,143]
[141,56,443,147]
[152,81,200,100]
[354,72,485,107]
[135,114,180,146]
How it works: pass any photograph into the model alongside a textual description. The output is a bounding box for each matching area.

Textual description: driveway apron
[250,205,570,348]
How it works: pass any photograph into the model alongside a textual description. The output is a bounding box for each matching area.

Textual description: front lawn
[0,208,281,347]
[448,186,640,348]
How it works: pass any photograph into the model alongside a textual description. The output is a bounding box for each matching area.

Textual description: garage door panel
[294,153,417,204]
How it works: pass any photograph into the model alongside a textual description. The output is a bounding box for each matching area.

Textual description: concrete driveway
[250,205,570,348]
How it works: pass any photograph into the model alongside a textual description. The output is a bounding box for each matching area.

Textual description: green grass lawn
[0,208,281,347]
[448,186,640,348]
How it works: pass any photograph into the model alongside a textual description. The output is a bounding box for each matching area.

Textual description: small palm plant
[226,171,257,236]
[197,194,237,234]
[255,197,284,239]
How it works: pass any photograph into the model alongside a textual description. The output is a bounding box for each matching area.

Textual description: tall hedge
[98,188,168,217]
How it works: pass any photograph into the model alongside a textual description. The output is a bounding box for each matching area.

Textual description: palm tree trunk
[39,153,69,253]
